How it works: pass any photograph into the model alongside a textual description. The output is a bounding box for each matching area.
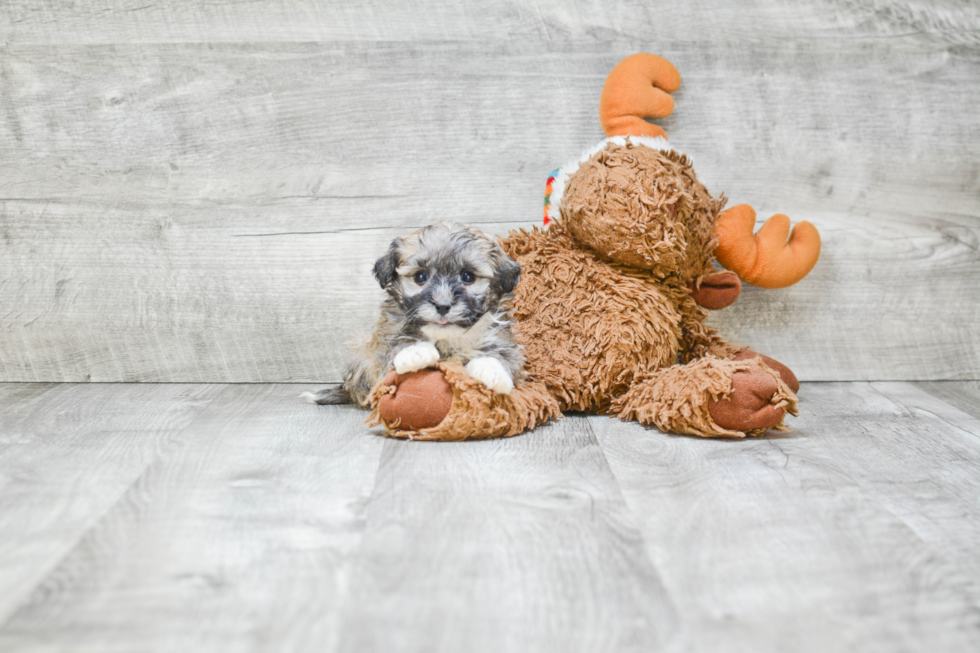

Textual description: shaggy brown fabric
[368,362,561,441]
[559,144,725,279]
[502,222,680,412]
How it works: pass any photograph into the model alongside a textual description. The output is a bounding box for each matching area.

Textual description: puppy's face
[373,222,520,334]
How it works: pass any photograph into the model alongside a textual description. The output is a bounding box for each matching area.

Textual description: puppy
[303,222,524,407]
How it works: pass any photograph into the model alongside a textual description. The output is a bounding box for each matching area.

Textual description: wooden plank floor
[0,382,978,652]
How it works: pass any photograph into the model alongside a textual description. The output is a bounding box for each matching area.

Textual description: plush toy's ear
[373,240,402,289]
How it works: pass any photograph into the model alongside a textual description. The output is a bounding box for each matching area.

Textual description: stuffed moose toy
[367,53,821,440]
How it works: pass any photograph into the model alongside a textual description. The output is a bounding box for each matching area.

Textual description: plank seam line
[581,415,674,573]
[868,383,980,446]
[325,435,391,645]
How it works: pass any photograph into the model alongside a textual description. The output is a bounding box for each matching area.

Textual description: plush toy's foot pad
[707,367,790,433]
[733,349,800,393]
[368,362,561,441]
[376,368,454,431]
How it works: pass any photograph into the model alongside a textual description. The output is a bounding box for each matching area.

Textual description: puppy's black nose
[433,301,452,316]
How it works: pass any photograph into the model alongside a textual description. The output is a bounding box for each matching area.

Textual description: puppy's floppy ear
[373,240,401,289]
[491,247,521,295]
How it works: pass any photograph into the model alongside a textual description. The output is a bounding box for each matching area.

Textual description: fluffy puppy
[303,222,524,407]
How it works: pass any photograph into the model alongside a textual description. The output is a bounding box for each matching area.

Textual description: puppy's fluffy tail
[300,386,352,405]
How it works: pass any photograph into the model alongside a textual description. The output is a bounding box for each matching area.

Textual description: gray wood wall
[1,1,978,383]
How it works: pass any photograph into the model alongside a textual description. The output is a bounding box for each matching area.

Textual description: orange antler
[713,204,821,289]
[599,53,681,139]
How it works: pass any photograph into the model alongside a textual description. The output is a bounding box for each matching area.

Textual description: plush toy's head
[559,138,724,281]
[544,53,821,289]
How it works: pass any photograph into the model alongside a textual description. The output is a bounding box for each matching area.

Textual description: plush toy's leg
[611,356,798,437]
[367,362,561,441]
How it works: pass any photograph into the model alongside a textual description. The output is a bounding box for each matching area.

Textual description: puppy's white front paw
[465,357,514,395]
[394,342,441,374]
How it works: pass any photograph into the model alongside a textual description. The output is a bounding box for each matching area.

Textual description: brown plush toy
[369,53,821,440]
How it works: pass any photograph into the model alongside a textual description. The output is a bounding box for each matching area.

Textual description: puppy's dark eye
[413,271,428,285]
[460,271,475,285]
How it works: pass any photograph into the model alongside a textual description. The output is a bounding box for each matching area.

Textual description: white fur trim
[547,136,680,223]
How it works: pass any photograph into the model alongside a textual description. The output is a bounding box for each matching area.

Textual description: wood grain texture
[334,417,676,653]
[0,385,386,653]
[0,382,224,625]
[592,381,980,653]
[2,1,978,45]
[915,380,980,421]
[0,2,978,382]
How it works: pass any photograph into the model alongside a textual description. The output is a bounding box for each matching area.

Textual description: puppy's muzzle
[433,300,452,316]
